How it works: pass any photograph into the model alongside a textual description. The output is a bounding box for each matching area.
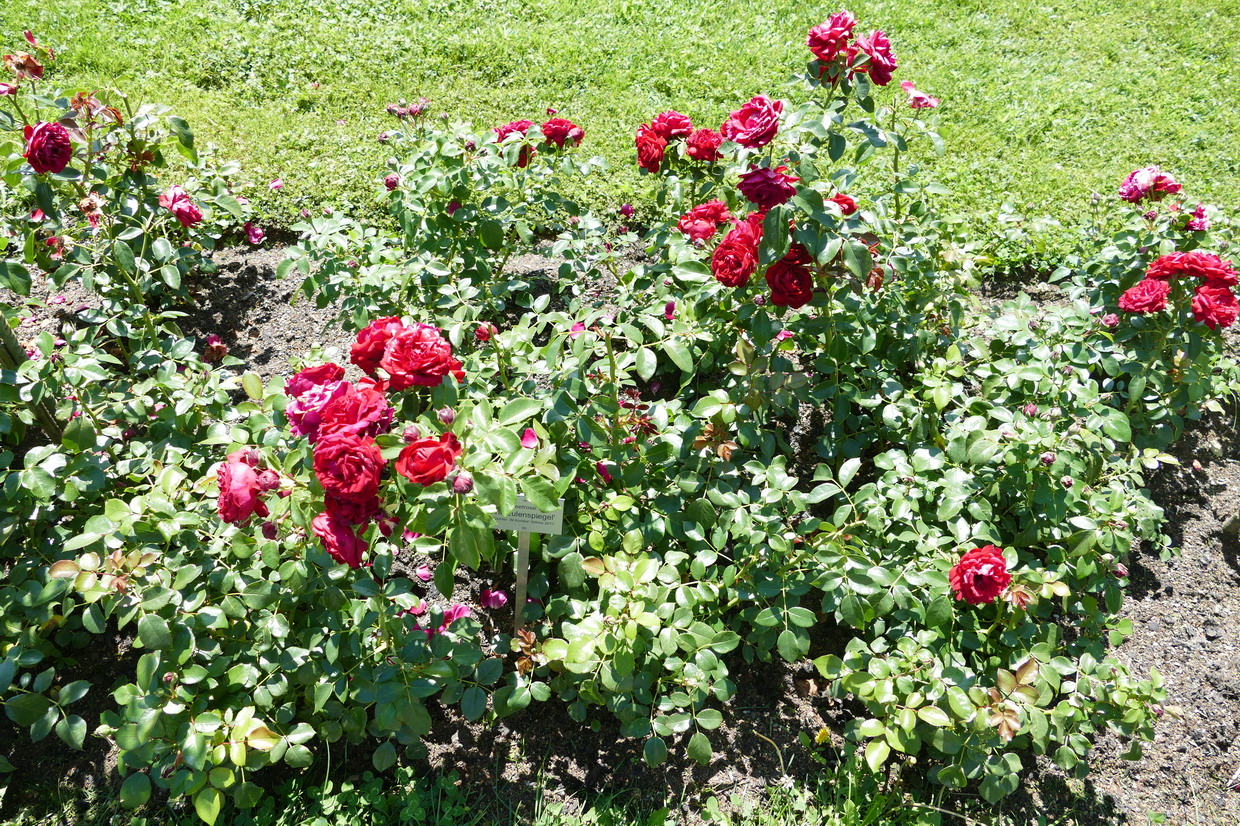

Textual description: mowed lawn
[2,0,1238,228]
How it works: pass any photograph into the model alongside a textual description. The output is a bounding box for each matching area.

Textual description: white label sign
[495,495,564,535]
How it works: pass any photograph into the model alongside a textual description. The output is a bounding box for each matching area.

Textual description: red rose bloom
[651,110,693,141]
[738,165,799,209]
[949,545,1011,605]
[1118,278,1172,314]
[853,30,897,86]
[217,456,268,524]
[635,124,667,173]
[1146,251,1237,287]
[475,322,497,342]
[765,245,815,309]
[711,213,764,288]
[807,11,857,61]
[720,95,783,149]
[493,119,535,167]
[541,117,584,148]
[313,432,385,504]
[317,384,395,441]
[829,193,858,215]
[1192,284,1240,330]
[1118,166,1182,203]
[686,128,723,162]
[351,316,407,375]
[23,122,72,174]
[324,493,382,526]
[379,323,464,391]
[312,512,368,568]
[287,362,346,398]
[157,185,203,228]
[396,432,463,486]
[677,200,732,244]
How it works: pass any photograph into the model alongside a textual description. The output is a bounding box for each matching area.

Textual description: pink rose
[286,363,346,398]
[1118,166,1182,203]
[899,80,939,109]
[720,95,783,149]
[23,122,72,175]
[317,384,395,441]
[949,545,1011,604]
[852,30,897,86]
[286,379,350,441]
[158,185,203,228]
[481,588,509,609]
[217,456,269,524]
[520,428,539,450]
[245,222,265,245]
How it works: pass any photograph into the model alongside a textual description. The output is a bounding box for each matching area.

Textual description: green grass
[2,0,1237,231]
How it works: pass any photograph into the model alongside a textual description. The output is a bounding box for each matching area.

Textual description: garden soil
[3,249,1240,824]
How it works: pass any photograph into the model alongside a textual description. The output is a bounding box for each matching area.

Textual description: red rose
[852,30,898,86]
[157,185,203,228]
[711,213,764,288]
[686,128,723,162]
[651,111,693,141]
[287,362,346,398]
[494,119,535,167]
[23,122,72,174]
[949,545,1011,605]
[765,245,815,309]
[720,95,783,149]
[317,384,394,441]
[286,379,350,442]
[635,124,667,173]
[396,432,463,486]
[1146,251,1237,287]
[312,512,368,568]
[1192,284,1239,330]
[738,165,798,210]
[379,323,464,391]
[807,11,857,61]
[313,432,385,504]
[351,316,407,375]
[677,200,732,244]
[1118,166,1182,203]
[1118,278,1171,314]
[474,322,498,342]
[217,456,269,524]
[324,493,382,526]
[829,193,858,215]
[541,117,584,148]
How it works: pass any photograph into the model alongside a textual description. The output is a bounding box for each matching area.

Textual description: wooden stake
[514,530,530,633]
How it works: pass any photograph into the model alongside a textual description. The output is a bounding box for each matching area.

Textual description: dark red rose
[351,316,407,375]
[949,545,1011,604]
[1118,278,1171,314]
[1146,251,1237,287]
[711,213,764,288]
[765,245,814,309]
[379,323,464,391]
[324,493,382,526]
[317,384,394,441]
[396,432,463,486]
[541,117,584,148]
[807,11,857,61]
[1192,284,1239,330]
[738,165,798,209]
[475,322,498,342]
[157,185,203,228]
[852,30,897,86]
[23,122,72,174]
[635,124,667,173]
[651,110,693,141]
[677,200,732,244]
[829,193,857,215]
[312,512,368,568]
[313,432,385,504]
[287,363,346,398]
[217,456,268,524]
[686,128,723,162]
[720,95,782,149]
[494,119,535,167]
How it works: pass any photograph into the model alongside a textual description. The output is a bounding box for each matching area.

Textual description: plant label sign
[494,496,564,535]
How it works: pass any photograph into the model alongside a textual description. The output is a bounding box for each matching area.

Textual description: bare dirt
[4,248,1240,825]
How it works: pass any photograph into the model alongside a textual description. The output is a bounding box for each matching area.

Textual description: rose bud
[384,173,400,191]
[1048,406,1062,418]
[1022,403,1038,417]
[1040,452,1056,466]
[447,200,461,215]
[619,203,634,218]
[261,521,278,540]
[1101,313,1120,328]
[203,334,229,363]
[256,469,280,491]
[403,425,422,443]
[122,428,137,441]
[1061,475,1074,488]
[452,472,474,494]
[481,588,509,609]
[437,407,456,425]
[1113,563,1128,577]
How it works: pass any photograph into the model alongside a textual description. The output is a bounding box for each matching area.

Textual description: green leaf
[0,260,31,296]
[119,772,152,810]
[842,240,872,279]
[5,694,52,726]
[241,372,264,401]
[55,714,87,750]
[686,731,711,765]
[635,347,657,381]
[112,240,137,275]
[695,708,723,730]
[372,741,397,772]
[497,397,541,426]
[519,476,559,512]
[194,787,222,825]
[138,615,173,650]
[917,707,951,728]
[479,220,505,250]
[663,339,694,373]
[837,457,861,489]
[776,629,804,663]
[864,738,890,772]
[284,744,314,768]
[759,206,792,267]
[925,596,952,628]
[62,416,96,451]
[233,781,263,809]
[461,685,487,721]
[643,737,668,767]
[168,115,195,149]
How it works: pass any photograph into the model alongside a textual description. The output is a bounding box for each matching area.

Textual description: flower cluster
[1118,251,1239,329]
[350,316,464,391]
[1118,166,1182,204]
[807,10,898,86]
[492,114,585,167]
